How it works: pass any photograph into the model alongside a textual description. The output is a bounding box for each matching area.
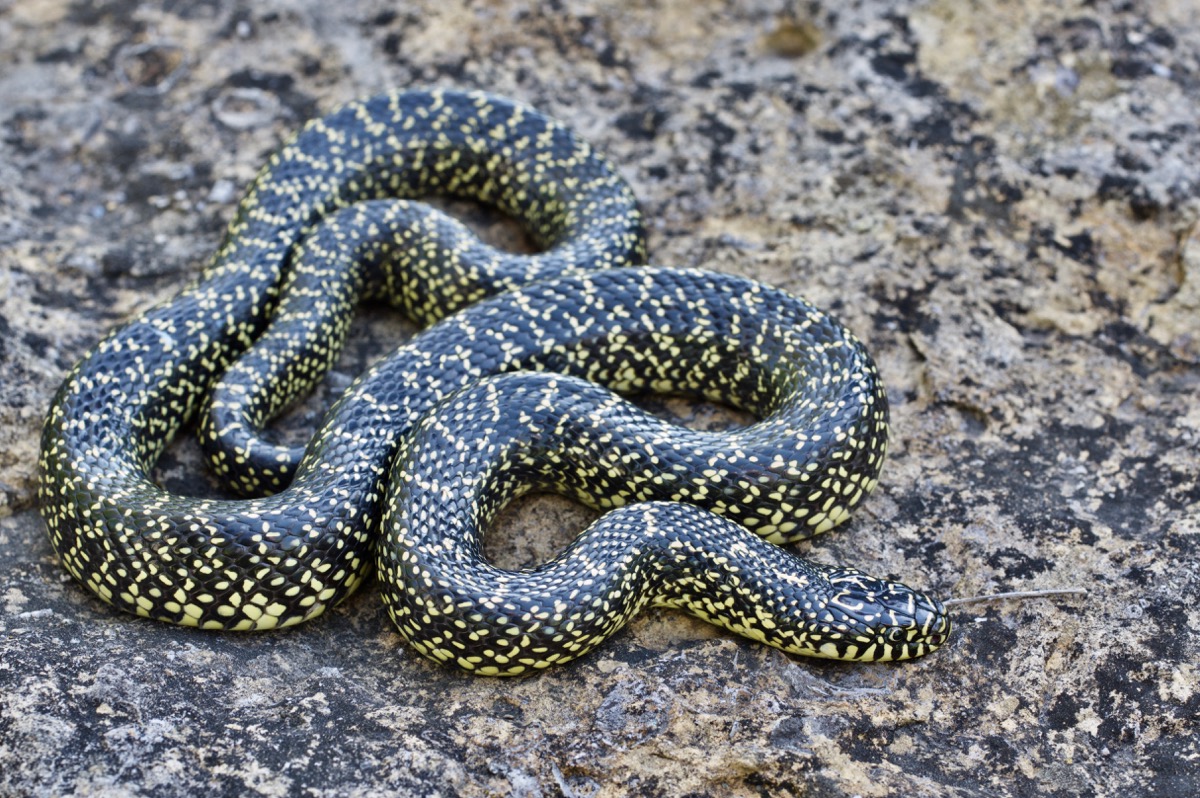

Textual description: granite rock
[1,1,1197,796]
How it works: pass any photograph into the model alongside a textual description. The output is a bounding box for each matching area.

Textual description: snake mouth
[909,602,952,656]
[921,628,949,652]
[912,596,952,651]
[926,597,952,648]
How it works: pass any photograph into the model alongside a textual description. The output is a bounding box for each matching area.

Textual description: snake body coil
[39,89,948,674]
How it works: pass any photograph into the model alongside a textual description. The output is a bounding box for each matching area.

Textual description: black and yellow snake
[39,89,949,675]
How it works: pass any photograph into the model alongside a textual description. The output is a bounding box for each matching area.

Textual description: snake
[38,88,950,675]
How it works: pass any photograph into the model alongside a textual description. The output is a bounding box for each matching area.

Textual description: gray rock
[2,1,1197,796]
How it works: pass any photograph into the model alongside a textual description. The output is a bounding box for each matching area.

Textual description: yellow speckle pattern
[38,89,948,673]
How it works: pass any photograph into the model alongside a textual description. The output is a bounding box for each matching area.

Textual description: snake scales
[39,89,949,675]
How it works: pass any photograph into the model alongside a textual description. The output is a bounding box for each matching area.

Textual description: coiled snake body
[39,89,948,674]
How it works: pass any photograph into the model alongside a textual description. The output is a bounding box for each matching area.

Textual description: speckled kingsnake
[39,89,949,674]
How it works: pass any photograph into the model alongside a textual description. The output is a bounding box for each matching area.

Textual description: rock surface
[1,1,1197,796]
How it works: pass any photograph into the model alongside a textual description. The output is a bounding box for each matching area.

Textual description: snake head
[805,567,951,662]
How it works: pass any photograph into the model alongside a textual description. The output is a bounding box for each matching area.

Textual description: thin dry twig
[944,588,1089,607]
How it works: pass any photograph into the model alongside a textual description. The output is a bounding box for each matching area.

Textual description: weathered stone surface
[1,1,1197,796]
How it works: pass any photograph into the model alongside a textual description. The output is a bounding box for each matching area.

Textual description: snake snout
[907,593,951,654]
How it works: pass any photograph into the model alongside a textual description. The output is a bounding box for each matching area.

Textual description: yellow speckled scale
[40,89,948,673]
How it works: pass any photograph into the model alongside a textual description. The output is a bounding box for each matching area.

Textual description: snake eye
[885,627,909,644]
